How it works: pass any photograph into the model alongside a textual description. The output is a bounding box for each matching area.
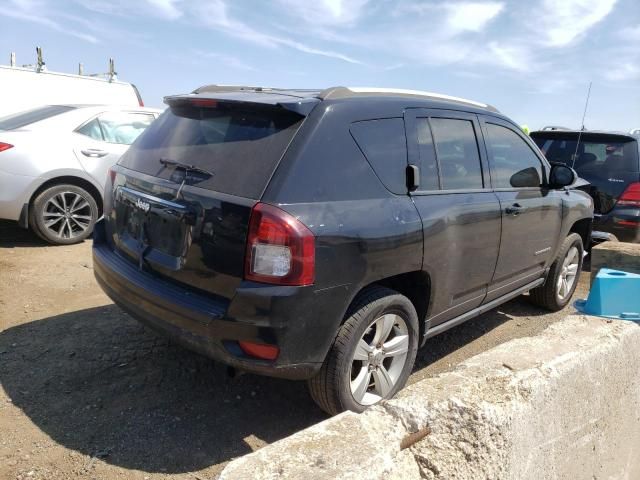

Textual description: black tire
[29,184,99,245]
[529,233,583,311]
[307,286,419,416]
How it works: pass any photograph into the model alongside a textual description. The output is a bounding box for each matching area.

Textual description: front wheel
[307,286,419,415]
[530,233,583,311]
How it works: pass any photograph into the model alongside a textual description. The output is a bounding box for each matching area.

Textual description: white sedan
[0,105,161,244]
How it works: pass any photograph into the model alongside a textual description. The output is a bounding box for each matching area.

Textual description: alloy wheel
[349,313,410,406]
[557,245,579,301]
[41,191,93,240]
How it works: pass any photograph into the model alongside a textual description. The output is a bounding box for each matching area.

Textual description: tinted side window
[430,118,483,190]
[486,124,543,188]
[415,118,440,191]
[76,118,104,141]
[350,118,407,194]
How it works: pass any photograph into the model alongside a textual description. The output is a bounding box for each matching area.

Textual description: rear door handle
[505,203,524,216]
[81,149,108,158]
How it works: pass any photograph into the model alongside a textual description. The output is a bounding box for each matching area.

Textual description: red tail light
[238,341,280,361]
[191,98,218,108]
[245,203,315,286]
[618,182,640,207]
[0,142,13,152]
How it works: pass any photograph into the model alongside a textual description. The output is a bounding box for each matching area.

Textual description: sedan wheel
[42,191,93,240]
[30,184,99,245]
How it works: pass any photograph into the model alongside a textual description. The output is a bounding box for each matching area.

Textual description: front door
[405,109,502,326]
[480,116,563,301]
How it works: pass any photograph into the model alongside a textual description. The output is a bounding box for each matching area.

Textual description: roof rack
[7,47,119,82]
[318,86,498,112]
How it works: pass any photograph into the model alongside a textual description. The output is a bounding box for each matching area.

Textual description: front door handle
[81,149,108,158]
[505,203,524,216]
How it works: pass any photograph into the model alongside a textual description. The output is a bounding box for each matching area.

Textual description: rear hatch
[531,131,640,214]
[103,93,313,300]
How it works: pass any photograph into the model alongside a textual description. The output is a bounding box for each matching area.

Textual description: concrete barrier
[591,242,640,284]
[219,315,640,480]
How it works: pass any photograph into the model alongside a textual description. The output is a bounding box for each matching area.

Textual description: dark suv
[531,129,639,243]
[93,86,593,415]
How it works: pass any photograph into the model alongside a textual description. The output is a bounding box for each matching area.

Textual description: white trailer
[0,49,144,117]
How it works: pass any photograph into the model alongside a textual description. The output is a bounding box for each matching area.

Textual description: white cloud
[275,0,370,25]
[192,0,363,63]
[1,1,98,43]
[538,0,617,47]
[444,2,505,33]
[145,0,182,20]
[485,42,532,71]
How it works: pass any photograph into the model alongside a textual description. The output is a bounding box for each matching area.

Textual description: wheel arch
[29,175,104,216]
[568,217,592,249]
[347,270,432,346]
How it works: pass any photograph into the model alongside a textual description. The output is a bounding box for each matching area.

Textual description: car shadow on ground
[0,305,328,474]
[0,220,48,248]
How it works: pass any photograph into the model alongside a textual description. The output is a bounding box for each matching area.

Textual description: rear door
[74,111,156,189]
[405,109,501,326]
[481,116,563,301]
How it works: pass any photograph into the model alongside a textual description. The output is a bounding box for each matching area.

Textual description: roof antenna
[571,81,592,169]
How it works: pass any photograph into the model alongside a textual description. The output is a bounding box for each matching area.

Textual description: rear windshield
[532,134,639,174]
[118,102,304,199]
[0,105,75,130]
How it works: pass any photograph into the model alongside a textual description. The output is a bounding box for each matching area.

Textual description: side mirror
[548,164,576,188]
[510,167,541,188]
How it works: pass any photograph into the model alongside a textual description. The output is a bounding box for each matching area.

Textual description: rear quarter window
[350,118,408,194]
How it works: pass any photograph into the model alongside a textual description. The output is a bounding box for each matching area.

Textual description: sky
[1,0,639,131]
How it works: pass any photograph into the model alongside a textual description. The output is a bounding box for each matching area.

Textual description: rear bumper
[0,169,35,221]
[92,221,351,380]
[594,207,640,243]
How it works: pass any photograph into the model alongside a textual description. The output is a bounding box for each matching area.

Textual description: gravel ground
[0,220,590,480]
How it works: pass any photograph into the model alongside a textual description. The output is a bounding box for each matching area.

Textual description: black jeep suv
[531,129,640,243]
[93,86,593,415]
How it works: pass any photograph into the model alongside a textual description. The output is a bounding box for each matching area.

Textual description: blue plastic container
[575,268,640,320]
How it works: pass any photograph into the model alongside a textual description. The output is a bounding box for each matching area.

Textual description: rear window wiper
[159,158,214,177]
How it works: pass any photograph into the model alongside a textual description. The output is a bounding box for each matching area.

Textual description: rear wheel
[307,286,419,415]
[529,233,583,311]
[30,184,99,245]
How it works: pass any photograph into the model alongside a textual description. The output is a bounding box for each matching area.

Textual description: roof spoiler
[164,92,320,116]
